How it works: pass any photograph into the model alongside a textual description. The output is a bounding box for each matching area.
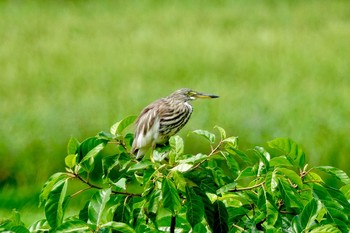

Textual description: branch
[190,139,223,170]
[72,172,141,197]
[170,215,176,233]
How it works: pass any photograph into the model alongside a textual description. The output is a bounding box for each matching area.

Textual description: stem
[170,215,176,233]
[191,139,223,170]
[229,181,265,192]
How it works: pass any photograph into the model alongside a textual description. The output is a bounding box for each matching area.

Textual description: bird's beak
[194,92,219,99]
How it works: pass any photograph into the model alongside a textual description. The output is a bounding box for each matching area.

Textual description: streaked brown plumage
[132,88,219,159]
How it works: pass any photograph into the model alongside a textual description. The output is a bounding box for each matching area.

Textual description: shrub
[1,116,350,232]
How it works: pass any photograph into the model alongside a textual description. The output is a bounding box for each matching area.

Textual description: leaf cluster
[1,116,350,233]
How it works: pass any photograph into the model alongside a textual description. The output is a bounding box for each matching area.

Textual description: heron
[132,88,219,160]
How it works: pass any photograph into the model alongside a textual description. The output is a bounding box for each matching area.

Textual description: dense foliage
[2,116,350,232]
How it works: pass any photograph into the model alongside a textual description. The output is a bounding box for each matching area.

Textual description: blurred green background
[1,0,349,225]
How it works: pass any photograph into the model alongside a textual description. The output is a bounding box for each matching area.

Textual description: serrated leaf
[213,200,229,233]
[100,221,136,233]
[171,163,193,172]
[161,178,181,214]
[39,172,68,207]
[314,166,350,185]
[65,154,77,168]
[88,188,112,225]
[55,220,90,233]
[268,138,305,167]
[110,115,137,135]
[67,137,80,155]
[191,129,216,144]
[45,179,68,229]
[214,125,226,139]
[186,186,204,228]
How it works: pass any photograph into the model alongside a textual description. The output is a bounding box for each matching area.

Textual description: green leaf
[45,179,68,229]
[110,115,137,135]
[193,188,215,231]
[100,221,135,233]
[268,138,305,167]
[65,154,77,168]
[299,199,320,230]
[191,129,216,144]
[314,166,350,185]
[214,125,226,139]
[127,160,153,171]
[88,188,112,225]
[169,135,184,157]
[55,220,91,233]
[266,200,278,226]
[340,184,350,200]
[254,146,270,171]
[28,219,49,232]
[185,186,205,228]
[216,182,237,195]
[213,200,229,233]
[76,137,107,163]
[309,224,341,233]
[80,142,105,164]
[278,178,301,210]
[161,178,182,214]
[276,167,303,188]
[67,137,80,155]
[39,172,68,207]
[171,163,193,173]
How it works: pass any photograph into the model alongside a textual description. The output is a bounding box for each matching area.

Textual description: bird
[132,88,219,160]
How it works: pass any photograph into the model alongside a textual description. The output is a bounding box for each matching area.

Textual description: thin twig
[229,181,265,192]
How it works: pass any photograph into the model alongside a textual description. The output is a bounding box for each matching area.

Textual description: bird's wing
[132,100,162,153]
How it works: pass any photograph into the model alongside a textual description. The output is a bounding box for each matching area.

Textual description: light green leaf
[300,199,320,230]
[213,200,229,233]
[309,224,341,233]
[191,129,216,144]
[179,153,207,164]
[100,221,135,233]
[55,220,91,233]
[76,137,107,163]
[113,178,127,190]
[110,115,137,135]
[268,138,305,167]
[171,163,193,173]
[39,172,69,207]
[67,137,80,155]
[186,186,204,228]
[127,160,153,171]
[29,219,49,232]
[169,135,184,157]
[278,178,301,210]
[214,125,226,139]
[314,166,350,185]
[88,188,112,225]
[64,154,76,169]
[276,167,303,188]
[45,179,68,229]
[216,182,237,194]
[266,200,278,226]
[340,183,350,200]
[161,178,182,214]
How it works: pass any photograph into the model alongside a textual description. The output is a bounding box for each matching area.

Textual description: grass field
[1,0,350,225]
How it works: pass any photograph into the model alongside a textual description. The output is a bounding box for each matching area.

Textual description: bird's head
[170,88,219,102]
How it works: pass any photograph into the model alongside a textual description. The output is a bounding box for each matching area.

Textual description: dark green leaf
[191,129,216,144]
[45,179,68,229]
[268,138,305,167]
[278,178,301,210]
[110,115,137,135]
[213,200,229,233]
[161,178,181,214]
[67,137,80,155]
[55,220,91,233]
[185,186,205,228]
[88,188,112,225]
[76,137,107,163]
[266,200,279,226]
[314,166,350,185]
